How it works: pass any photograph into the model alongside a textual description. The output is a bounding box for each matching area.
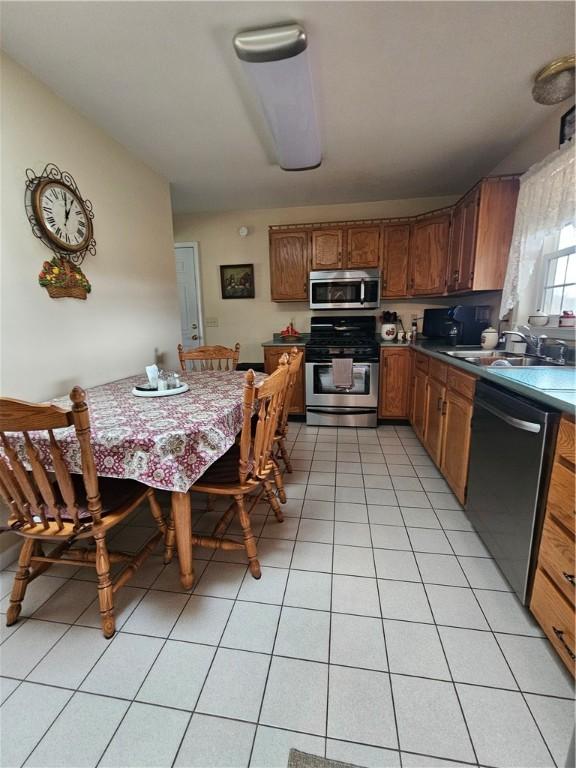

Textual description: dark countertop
[408,340,576,415]
[262,335,308,347]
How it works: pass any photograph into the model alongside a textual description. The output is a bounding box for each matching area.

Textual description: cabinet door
[311,229,342,270]
[382,225,410,297]
[346,226,380,269]
[446,202,464,293]
[424,377,446,465]
[457,190,480,292]
[440,390,473,503]
[409,215,451,296]
[264,347,305,414]
[411,370,428,441]
[379,348,411,418]
[269,232,309,301]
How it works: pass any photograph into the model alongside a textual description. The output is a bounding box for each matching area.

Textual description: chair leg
[213,502,236,537]
[278,437,292,473]
[272,459,287,507]
[6,538,35,626]
[94,531,115,639]
[264,480,284,523]
[147,489,166,536]
[163,511,176,564]
[235,494,261,579]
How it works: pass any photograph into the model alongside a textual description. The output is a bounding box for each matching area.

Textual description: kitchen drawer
[531,568,575,677]
[414,353,429,375]
[447,367,476,400]
[547,459,575,536]
[428,358,448,384]
[539,517,575,606]
[557,416,575,468]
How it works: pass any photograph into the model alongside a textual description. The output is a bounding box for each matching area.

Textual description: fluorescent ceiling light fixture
[234,24,322,171]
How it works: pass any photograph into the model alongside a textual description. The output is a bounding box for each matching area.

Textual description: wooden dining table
[13,370,261,589]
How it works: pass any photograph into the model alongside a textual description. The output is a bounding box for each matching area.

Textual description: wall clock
[25,163,96,300]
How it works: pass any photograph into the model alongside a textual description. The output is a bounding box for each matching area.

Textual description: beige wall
[1,53,181,402]
[491,99,575,175]
[173,196,466,362]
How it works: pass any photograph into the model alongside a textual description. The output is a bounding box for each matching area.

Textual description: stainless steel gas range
[305,316,379,427]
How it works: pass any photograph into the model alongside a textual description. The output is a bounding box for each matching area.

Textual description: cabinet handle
[453,270,459,280]
[441,400,447,415]
[562,572,575,586]
[437,396,443,411]
[553,627,576,661]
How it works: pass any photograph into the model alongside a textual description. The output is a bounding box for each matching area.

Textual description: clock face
[33,181,91,252]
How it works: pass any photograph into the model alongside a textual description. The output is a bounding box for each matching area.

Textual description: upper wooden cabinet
[382,224,410,297]
[311,229,342,270]
[447,177,519,293]
[311,225,380,270]
[409,214,451,296]
[346,226,381,268]
[269,175,519,301]
[269,231,310,301]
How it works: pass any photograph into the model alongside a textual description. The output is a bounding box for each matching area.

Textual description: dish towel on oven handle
[332,358,353,389]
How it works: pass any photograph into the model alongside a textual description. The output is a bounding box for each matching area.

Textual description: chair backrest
[237,356,289,483]
[277,347,304,437]
[178,343,240,372]
[0,387,102,531]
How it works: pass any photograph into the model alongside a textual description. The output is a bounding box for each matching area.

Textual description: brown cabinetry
[530,415,575,677]
[410,354,476,504]
[409,214,451,296]
[382,224,410,297]
[311,229,342,270]
[447,177,519,294]
[311,225,380,270]
[263,346,306,415]
[378,347,411,418]
[269,231,310,301]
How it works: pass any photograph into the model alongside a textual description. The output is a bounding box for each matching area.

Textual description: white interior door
[175,243,203,349]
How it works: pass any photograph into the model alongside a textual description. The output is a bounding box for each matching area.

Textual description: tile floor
[1,424,574,768]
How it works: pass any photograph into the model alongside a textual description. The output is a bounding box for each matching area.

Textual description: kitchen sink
[441,350,567,367]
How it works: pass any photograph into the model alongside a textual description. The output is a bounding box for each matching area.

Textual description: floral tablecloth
[7,371,263,493]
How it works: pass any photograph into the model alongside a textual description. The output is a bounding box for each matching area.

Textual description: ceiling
[1,1,574,213]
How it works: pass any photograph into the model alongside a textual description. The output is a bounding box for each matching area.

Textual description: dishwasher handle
[477,400,542,434]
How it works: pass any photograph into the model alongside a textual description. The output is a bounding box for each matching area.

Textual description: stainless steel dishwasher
[466,381,559,604]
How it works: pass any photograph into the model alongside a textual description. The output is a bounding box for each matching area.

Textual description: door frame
[175,241,205,347]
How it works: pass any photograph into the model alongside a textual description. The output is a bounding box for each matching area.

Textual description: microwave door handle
[360,279,365,305]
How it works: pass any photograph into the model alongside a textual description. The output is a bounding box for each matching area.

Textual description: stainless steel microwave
[309,269,381,310]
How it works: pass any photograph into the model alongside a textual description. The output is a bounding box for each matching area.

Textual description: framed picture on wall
[559,105,575,147]
[220,264,255,299]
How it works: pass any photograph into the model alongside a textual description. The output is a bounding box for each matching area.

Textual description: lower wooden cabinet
[378,347,411,418]
[530,415,575,677]
[410,354,476,504]
[440,389,474,503]
[423,375,446,465]
[263,346,305,415]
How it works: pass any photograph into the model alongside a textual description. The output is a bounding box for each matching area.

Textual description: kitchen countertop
[409,341,576,415]
[262,335,308,347]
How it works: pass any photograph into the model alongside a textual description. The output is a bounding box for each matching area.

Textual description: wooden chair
[0,388,166,638]
[164,357,290,578]
[274,347,304,479]
[178,343,240,372]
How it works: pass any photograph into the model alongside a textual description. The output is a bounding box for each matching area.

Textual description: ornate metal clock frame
[25,163,96,299]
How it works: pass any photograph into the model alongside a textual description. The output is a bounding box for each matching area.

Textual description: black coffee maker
[422,306,491,346]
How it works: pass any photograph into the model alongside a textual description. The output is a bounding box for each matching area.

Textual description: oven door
[305,361,379,408]
[309,274,380,310]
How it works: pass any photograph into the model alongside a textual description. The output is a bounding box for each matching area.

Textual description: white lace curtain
[499,142,576,318]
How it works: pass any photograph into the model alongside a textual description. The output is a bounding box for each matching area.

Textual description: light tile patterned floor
[1,424,574,768]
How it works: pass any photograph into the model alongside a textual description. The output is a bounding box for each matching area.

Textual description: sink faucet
[500,330,548,356]
[544,338,567,365]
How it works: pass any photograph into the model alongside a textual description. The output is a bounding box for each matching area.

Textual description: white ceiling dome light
[233,23,322,171]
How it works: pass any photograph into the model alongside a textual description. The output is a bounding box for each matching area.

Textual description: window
[540,224,576,315]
